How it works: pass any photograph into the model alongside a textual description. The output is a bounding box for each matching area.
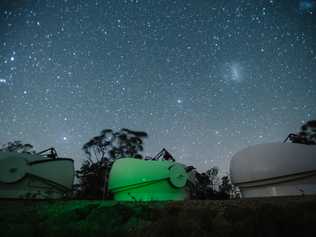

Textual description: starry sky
[0,0,316,173]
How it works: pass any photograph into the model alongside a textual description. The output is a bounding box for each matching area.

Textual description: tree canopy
[0,140,35,154]
[284,120,316,145]
[77,128,148,199]
[299,120,316,144]
[82,128,148,163]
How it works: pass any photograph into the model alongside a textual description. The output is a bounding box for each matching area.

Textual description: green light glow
[108,158,188,201]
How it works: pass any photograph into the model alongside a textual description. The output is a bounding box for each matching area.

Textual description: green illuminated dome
[108,158,188,201]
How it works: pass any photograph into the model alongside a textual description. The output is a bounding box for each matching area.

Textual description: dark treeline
[1,119,315,200]
[75,128,236,200]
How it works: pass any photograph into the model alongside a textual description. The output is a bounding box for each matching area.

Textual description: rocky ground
[1,195,316,237]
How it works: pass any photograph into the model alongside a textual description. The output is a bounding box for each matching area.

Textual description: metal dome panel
[108,158,188,201]
[0,155,28,183]
[169,164,187,188]
[0,151,74,199]
[230,143,316,184]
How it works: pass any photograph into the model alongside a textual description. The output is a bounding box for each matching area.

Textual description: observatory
[230,142,316,198]
[0,148,74,199]
[108,158,188,201]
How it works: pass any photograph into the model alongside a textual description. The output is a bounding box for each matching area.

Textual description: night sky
[0,0,316,173]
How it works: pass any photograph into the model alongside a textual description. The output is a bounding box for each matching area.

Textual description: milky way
[0,0,315,172]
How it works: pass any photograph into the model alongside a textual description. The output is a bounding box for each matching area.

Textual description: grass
[0,196,316,237]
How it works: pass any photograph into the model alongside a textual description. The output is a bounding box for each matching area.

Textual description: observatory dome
[230,142,316,197]
[108,158,188,201]
[0,149,74,199]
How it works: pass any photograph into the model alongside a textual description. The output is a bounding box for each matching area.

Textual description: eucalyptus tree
[0,140,35,154]
[77,128,148,199]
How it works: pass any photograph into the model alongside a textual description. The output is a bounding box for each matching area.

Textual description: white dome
[0,151,74,199]
[229,142,316,197]
[230,143,316,185]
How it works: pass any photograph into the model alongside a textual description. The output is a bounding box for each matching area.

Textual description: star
[0,79,7,84]
[0,0,314,174]
[177,99,183,104]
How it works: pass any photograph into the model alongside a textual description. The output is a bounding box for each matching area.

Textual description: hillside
[1,196,316,237]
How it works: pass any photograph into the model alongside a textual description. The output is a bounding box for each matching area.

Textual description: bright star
[0,79,6,84]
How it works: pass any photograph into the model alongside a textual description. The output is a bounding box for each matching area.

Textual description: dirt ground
[0,195,316,237]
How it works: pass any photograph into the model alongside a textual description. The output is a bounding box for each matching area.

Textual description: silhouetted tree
[187,166,220,200]
[299,120,316,144]
[76,128,148,199]
[187,166,235,200]
[284,120,316,145]
[218,176,233,199]
[109,128,148,159]
[0,140,35,154]
[206,166,220,190]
